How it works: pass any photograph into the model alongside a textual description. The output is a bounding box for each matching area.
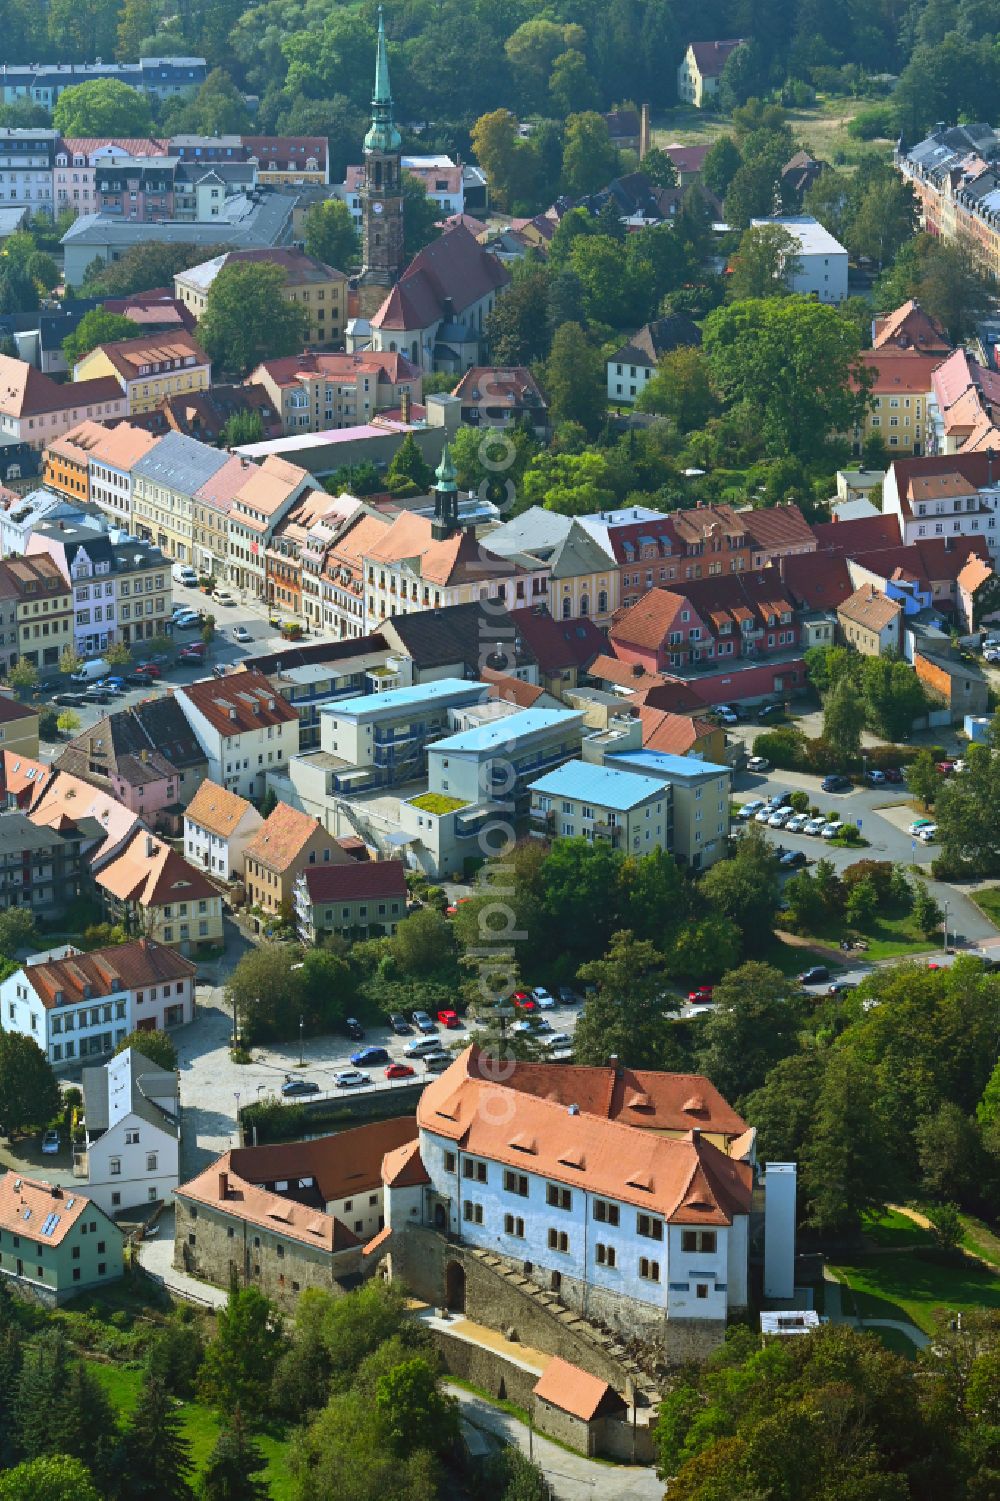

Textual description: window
[547,1228,570,1253]
[639,1257,660,1281]
[595,1243,616,1267]
[125,1129,139,1145]
[593,1199,619,1225]
[696,1283,709,1299]
[504,1214,525,1237]
[504,1170,528,1197]
[463,1158,487,1183]
[146,1153,158,1172]
[110,1158,121,1176]
[681,1230,717,1253]
[463,1200,483,1224]
[546,1184,572,1211]
[637,1213,663,1241]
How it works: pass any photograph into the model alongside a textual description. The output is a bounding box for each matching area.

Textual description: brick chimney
[400,389,412,424]
[218,1171,228,1200]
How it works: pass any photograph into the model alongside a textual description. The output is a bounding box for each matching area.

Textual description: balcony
[529,807,554,837]
[593,820,622,845]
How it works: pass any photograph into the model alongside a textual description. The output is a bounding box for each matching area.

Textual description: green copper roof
[435,442,458,493]
[365,7,402,153]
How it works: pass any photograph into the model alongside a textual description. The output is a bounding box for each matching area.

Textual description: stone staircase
[468,1247,663,1406]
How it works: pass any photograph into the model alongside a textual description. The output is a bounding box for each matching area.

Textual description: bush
[841,861,895,902]
[790,790,811,813]
[928,1202,962,1252]
[831,824,865,846]
[38,709,59,740]
[753,728,805,770]
[848,104,896,140]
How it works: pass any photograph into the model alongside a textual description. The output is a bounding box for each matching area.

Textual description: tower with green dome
[358,7,405,318]
[431,442,460,540]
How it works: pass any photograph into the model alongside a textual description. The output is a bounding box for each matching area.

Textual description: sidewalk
[135,1208,228,1309]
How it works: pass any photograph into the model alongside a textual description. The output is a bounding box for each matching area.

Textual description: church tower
[431,443,460,540]
[358,7,404,319]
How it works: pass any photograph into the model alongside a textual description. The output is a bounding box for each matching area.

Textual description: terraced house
[0,554,74,672]
[132,430,230,565]
[72,330,211,415]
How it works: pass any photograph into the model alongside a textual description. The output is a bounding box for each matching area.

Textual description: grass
[88,1363,296,1497]
[829,1250,1000,1335]
[970,886,1000,927]
[790,906,937,962]
[862,1209,933,1250]
[760,933,844,976]
[408,791,469,815]
[958,1212,1000,1270]
[870,1325,920,1359]
[651,95,887,165]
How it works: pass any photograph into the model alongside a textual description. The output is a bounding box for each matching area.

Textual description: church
[351,9,510,373]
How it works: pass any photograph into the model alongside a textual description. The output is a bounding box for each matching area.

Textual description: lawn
[760,933,845,976]
[790,906,937,962]
[651,95,889,165]
[829,1251,1000,1335]
[959,1212,1000,1270]
[88,1363,296,1498]
[862,1209,933,1251]
[970,886,1000,927]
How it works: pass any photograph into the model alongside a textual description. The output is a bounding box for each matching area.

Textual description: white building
[79,1046,180,1215]
[319,678,491,792]
[0,487,103,558]
[381,1046,758,1348]
[0,128,58,210]
[175,669,301,801]
[425,706,586,808]
[749,214,848,304]
[0,939,197,1072]
[183,779,264,881]
[87,422,162,530]
[882,459,1000,563]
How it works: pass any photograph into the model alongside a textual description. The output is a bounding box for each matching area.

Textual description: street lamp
[943,900,951,955]
[299,1014,304,1068]
[234,1091,241,1146]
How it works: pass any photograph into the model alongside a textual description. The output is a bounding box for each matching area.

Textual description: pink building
[54,138,167,216]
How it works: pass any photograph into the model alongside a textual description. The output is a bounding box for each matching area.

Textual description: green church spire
[435,442,458,493]
[365,7,402,153]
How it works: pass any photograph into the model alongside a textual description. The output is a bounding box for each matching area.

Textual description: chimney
[400,389,412,424]
[691,1127,701,1143]
[218,1170,228,1200]
[639,102,651,161]
[145,834,156,857]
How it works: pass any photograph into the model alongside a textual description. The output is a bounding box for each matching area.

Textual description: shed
[532,1356,627,1457]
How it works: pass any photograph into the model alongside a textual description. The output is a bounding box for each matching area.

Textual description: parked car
[935,760,955,776]
[412,1010,436,1033]
[173,613,203,631]
[757,703,784,722]
[53,692,86,707]
[918,824,937,844]
[344,1017,365,1040]
[124,672,151,687]
[388,1013,411,1035]
[334,1070,371,1089]
[767,791,793,808]
[908,818,933,835]
[821,821,843,839]
[755,806,776,824]
[543,1032,572,1050]
[884,767,904,784]
[134,663,162,679]
[404,1037,448,1058]
[804,817,827,835]
[985,648,1000,663]
[828,981,858,997]
[557,987,581,1005]
[738,799,765,819]
[688,985,714,1004]
[41,1130,60,1154]
[513,993,538,1012]
[437,1009,462,1029]
[179,643,206,663]
[82,689,111,705]
[779,849,807,868]
[385,1062,416,1080]
[798,965,830,986]
[531,987,555,1008]
[747,756,771,773]
[785,813,810,833]
[768,808,793,828]
[350,1046,389,1066]
[865,768,886,785]
[233,625,252,644]
[713,705,739,725]
[821,774,851,793]
[99,678,126,695]
[213,590,236,606]
[281,1078,320,1097]
[424,1052,453,1072]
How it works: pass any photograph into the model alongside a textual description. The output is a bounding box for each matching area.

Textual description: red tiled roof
[230,1116,417,1204]
[534,1359,623,1422]
[688,38,745,76]
[253,350,418,387]
[24,937,195,1009]
[0,355,123,418]
[96,832,217,907]
[638,707,716,755]
[780,551,855,611]
[371,225,510,331]
[0,695,37,726]
[451,365,547,409]
[611,588,691,651]
[0,1172,103,1247]
[300,858,407,904]
[742,502,815,555]
[178,669,299,737]
[508,606,605,673]
[837,584,902,632]
[482,669,546,709]
[89,330,209,384]
[177,1151,359,1254]
[244,802,328,875]
[872,300,950,353]
[812,515,902,555]
[381,1137,429,1189]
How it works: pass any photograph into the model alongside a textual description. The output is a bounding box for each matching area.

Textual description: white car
[172,609,200,626]
[785,813,810,833]
[532,987,555,1008]
[544,1032,572,1050]
[232,625,252,644]
[755,807,774,824]
[738,799,765,819]
[213,590,236,606]
[804,817,827,835]
[918,824,938,844]
[908,818,933,836]
[953,759,966,773]
[768,808,792,828]
[821,821,843,839]
[747,756,770,772]
[334,1069,371,1088]
[714,705,738,725]
[984,649,1000,662]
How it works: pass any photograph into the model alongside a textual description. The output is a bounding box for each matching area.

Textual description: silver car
[821,821,843,839]
[768,808,792,828]
[804,817,826,835]
[785,813,810,833]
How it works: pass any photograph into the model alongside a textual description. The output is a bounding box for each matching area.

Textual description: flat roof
[750,214,848,257]
[607,749,729,780]
[432,707,582,753]
[529,759,667,811]
[321,677,481,718]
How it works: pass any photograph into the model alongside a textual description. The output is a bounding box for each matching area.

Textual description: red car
[513,992,537,1012]
[688,986,714,1004]
[179,643,205,662]
[135,663,162,679]
[927,961,942,971]
[445,897,470,916]
[385,1062,416,1080]
[935,761,955,776]
[437,1009,461,1029]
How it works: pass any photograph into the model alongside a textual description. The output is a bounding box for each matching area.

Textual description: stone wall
[428,1326,538,1409]
[533,1398,594,1456]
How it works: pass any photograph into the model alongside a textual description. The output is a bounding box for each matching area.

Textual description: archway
[434,1203,447,1231]
[445,1260,466,1313]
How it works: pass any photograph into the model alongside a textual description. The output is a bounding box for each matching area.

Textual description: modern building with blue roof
[320,677,490,790]
[528,759,671,856]
[427,707,585,807]
[606,748,730,781]
[585,738,731,868]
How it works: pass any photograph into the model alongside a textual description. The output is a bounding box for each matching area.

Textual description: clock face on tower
[372,201,384,214]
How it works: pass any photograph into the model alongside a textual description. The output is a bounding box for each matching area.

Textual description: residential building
[576,170,684,230]
[606,315,702,404]
[381,1044,755,1352]
[0,354,127,452]
[244,801,351,919]
[529,759,671,854]
[505,605,605,699]
[175,668,300,800]
[92,154,178,219]
[0,937,196,1069]
[184,780,263,882]
[781,150,827,202]
[190,453,255,579]
[175,248,348,348]
[663,142,709,185]
[365,224,510,373]
[79,1046,180,1215]
[0,751,54,810]
[53,138,169,216]
[450,365,550,435]
[250,350,422,436]
[60,191,297,287]
[749,215,848,303]
[95,830,224,953]
[86,421,162,530]
[425,705,585,811]
[56,708,196,830]
[0,696,39,758]
[72,330,211,415]
[26,521,170,655]
[484,511,618,627]
[852,348,943,457]
[0,554,75,672]
[836,584,903,655]
[132,430,229,564]
[677,40,745,107]
[242,136,328,184]
[882,453,1000,563]
[27,768,142,866]
[42,419,106,501]
[0,811,86,915]
[0,59,205,110]
[895,124,1000,284]
[927,348,1000,454]
[238,633,389,751]
[173,1117,418,1308]
[0,1172,123,1304]
[295,857,407,943]
[376,597,540,685]
[128,381,281,446]
[320,507,392,640]
[228,455,322,599]
[319,679,491,792]
[873,299,951,356]
[957,554,1000,632]
[599,743,731,869]
[0,127,58,209]
[610,567,799,676]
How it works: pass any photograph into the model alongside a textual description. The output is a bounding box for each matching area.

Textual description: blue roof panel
[529,759,666,811]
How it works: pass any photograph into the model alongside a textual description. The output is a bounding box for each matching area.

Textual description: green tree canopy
[113,1027,177,1071]
[0,1033,59,1136]
[385,433,433,495]
[727,223,802,301]
[303,198,360,271]
[0,1456,101,1501]
[199,1406,269,1501]
[198,262,308,377]
[561,112,619,198]
[543,322,605,435]
[695,962,803,1104]
[62,309,140,368]
[574,930,681,1070]
[199,1282,285,1417]
[53,79,153,137]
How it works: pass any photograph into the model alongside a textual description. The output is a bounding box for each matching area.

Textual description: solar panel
[40,1213,60,1237]
[22,1207,31,1221]
[65,1197,75,1209]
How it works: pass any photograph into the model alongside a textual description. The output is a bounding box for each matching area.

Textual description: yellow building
[0,555,74,673]
[174,248,348,349]
[677,39,745,108]
[851,302,953,459]
[73,331,211,416]
[0,695,39,758]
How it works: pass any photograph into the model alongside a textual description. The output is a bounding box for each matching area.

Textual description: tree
[857,655,926,741]
[727,224,802,300]
[198,263,308,377]
[385,433,432,495]
[699,824,780,956]
[114,1027,177,1070]
[25,252,58,293]
[719,41,769,112]
[401,173,439,262]
[927,1200,963,1252]
[53,79,153,138]
[298,948,356,1031]
[933,744,1000,877]
[0,269,38,316]
[696,963,803,1103]
[847,175,917,270]
[742,1049,827,1165]
[636,346,715,430]
[121,1370,194,1500]
[876,233,992,344]
[199,1281,284,1417]
[225,943,305,1042]
[916,1102,981,1202]
[220,410,265,448]
[802,1048,898,1235]
[703,136,742,197]
[6,658,37,698]
[822,675,865,764]
[147,1309,205,1400]
[79,242,215,299]
[0,1033,59,1136]
[561,113,619,198]
[520,448,614,515]
[0,907,37,958]
[0,1457,101,1501]
[845,875,878,928]
[302,198,359,271]
[574,931,681,1070]
[389,907,454,977]
[374,1357,458,1457]
[724,158,781,229]
[641,147,678,189]
[174,69,250,136]
[543,322,605,435]
[470,109,521,210]
[199,1407,269,1501]
[907,748,941,810]
[104,640,132,667]
[484,267,550,365]
[58,645,82,676]
[912,882,943,938]
[62,309,139,368]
